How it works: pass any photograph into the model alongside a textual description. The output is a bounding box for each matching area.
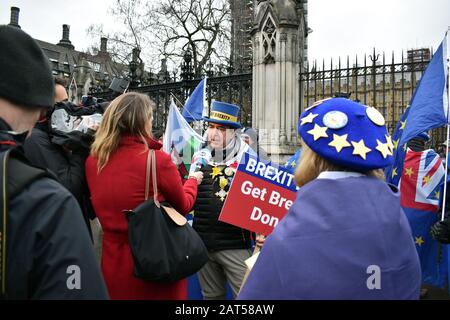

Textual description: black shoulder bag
[125,149,208,283]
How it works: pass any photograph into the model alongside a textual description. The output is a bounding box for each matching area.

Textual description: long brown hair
[91,92,154,171]
[294,141,385,188]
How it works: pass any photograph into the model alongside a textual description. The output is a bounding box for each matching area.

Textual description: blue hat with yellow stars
[298,98,394,171]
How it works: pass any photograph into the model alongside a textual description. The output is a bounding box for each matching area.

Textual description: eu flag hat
[298,98,394,171]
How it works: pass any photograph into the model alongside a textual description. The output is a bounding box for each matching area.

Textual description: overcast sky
[1,0,450,69]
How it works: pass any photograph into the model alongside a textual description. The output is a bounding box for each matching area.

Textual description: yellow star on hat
[375,140,393,159]
[307,124,328,141]
[328,134,351,153]
[300,113,319,125]
[351,140,372,160]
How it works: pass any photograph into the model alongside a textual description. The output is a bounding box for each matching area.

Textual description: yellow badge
[211,167,223,179]
[219,177,229,189]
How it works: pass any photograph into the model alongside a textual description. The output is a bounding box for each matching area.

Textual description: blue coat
[238,176,421,300]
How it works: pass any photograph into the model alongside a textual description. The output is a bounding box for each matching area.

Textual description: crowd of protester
[1,25,449,301]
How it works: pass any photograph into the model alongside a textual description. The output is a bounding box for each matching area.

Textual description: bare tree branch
[86,0,231,76]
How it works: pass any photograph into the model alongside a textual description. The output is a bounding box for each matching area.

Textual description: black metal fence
[299,48,447,145]
[96,47,446,149]
[128,73,253,131]
[95,50,252,131]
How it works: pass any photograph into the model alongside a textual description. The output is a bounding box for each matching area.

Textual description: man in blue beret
[238,98,421,299]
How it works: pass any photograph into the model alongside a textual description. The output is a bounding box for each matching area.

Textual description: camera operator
[23,78,101,238]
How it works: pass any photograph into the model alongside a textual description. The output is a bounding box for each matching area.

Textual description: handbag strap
[144,149,160,207]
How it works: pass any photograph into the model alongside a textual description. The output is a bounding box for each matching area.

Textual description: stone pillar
[251,0,306,163]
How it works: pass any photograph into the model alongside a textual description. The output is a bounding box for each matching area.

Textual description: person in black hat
[190,101,253,299]
[0,25,108,299]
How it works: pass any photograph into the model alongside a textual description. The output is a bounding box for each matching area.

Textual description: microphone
[192,149,211,172]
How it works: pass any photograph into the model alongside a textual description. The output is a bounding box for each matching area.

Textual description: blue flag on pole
[182,77,207,123]
[399,36,449,146]
[386,32,450,289]
[385,107,411,185]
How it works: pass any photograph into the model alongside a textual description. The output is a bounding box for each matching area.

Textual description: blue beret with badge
[298,98,394,171]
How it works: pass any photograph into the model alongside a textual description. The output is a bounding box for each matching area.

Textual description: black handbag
[125,149,208,282]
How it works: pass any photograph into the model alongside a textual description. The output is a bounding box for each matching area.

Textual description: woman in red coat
[85,92,203,300]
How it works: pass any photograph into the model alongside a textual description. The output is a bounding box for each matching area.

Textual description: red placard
[219,153,297,236]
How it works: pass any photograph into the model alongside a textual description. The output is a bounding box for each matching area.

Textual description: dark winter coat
[1,118,108,299]
[23,121,94,236]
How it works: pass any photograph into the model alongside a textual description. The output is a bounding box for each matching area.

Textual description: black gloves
[430,217,450,244]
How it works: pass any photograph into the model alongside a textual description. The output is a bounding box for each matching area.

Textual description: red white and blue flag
[400,150,444,212]
[400,149,448,288]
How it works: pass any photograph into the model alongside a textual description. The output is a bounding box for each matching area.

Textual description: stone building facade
[6,7,128,103]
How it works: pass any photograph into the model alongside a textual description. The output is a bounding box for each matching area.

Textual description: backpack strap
[0,149,54,299]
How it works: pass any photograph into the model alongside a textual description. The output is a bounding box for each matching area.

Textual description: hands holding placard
[255,234,266,248]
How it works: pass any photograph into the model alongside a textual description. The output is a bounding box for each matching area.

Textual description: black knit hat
[0,25,54,108]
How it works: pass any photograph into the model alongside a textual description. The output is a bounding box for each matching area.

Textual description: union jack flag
[400,149,444,212]
[400,149,448,288]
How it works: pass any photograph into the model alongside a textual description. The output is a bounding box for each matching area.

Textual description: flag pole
[442,126,450,222]
[170,91,198,122]
[441,28,450,222]
[170,92,184,109]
